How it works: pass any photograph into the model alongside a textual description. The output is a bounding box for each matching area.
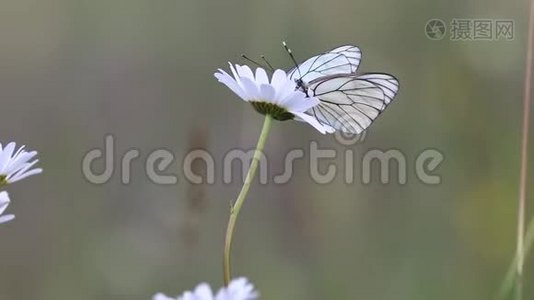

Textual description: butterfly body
[295,78,310,96]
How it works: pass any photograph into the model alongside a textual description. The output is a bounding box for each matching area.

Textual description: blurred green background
[0,0,533,299]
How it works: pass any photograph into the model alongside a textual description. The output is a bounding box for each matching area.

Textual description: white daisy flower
[0,191,15,224]
[0,142,43,186]
[214,63,333,134]
[152,277,259,300]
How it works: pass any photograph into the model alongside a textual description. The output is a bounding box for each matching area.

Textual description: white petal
[294,112,329,134]
[215,70,248,100]
[0,143,16,172]
[239,77,260,100]
[4,152,37,175]
[216,277,258,300]
[323,123,336,133]
[193,283,214,299]
[11,145,27,163]
[235,65,254,80]
[0,214,14,224]
[8,167,43,184]
[284,95,319,112]
[152,293,176,300]
[279,90,317,112]
[270,69,288,88]
[179,291,196,300]
[259,84,275,101]
[0,191,10,215]
[276,80,298,104]
[228,63,240,79]
[7,160,38,179]
[0,143,42,184]
[255,68,269,85]
[0,191,13,224]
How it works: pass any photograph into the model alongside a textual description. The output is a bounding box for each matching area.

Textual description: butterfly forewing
[308,74,399,134]
[288,45,362,83]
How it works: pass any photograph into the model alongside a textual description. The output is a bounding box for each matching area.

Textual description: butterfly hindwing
[355,73,399,105]
[308,73,399,134]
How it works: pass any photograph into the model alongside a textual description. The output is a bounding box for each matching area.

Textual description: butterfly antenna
[261,55,275,72]
[241,54,269,70]
[282,41,302,78]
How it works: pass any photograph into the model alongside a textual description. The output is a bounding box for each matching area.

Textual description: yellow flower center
[250,101,294,121]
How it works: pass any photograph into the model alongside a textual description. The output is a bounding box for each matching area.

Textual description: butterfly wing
[288,45,362,83]
[307,73,399,134]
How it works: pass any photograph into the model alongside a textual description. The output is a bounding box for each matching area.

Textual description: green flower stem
[498,217,534,299]
[223,114,273,285]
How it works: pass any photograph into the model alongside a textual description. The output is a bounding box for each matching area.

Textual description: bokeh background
[0,0,533,299]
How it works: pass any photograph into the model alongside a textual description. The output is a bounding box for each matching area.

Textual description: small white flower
[0,142,42,186]
[214,63,332,134]
[213,278,258,300]
[0,191,15,224]
[153,277,259,300]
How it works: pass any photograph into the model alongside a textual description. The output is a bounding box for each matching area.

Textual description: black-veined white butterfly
[285,43,399,134]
